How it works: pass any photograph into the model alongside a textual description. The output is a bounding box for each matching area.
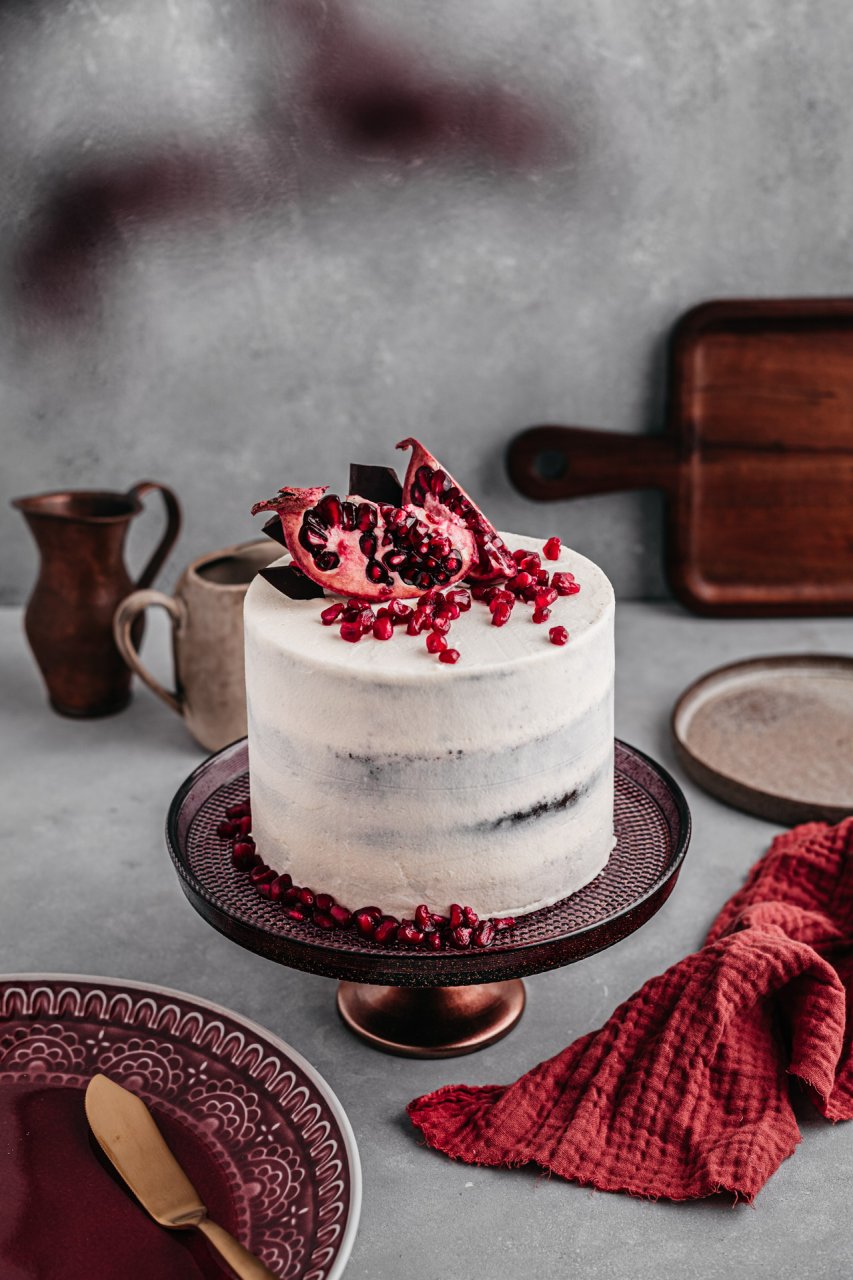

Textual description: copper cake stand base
[167,739,690,1058]
[336,980,526,1057]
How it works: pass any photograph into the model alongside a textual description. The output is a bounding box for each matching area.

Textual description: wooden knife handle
[197,1217,278,1279]
[506,424,679,501]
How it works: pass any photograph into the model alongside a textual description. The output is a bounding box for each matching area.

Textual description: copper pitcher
[12,482,181,717]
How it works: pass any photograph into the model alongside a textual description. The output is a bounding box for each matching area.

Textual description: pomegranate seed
[314,910,336,930]
[426,631,447,654]
[269,874,292,901]
[462,905,479,928]
[431,913,449,928]
[425,931,443,951]
[256,881,273,898]
[297,888,315,908]
[440,603,460,621]
[285,908,306,922]
[449,926,473,949]
[471,583,490,600]
[321,603,344,625]
[551,572,575,595]
[543,536,561,560]
[439,648,460,664]
[225,802,250,819]
[317,494,343,526]
[512,548,529,564]
[537,569,551,586]
[473,920,496,947]
[330,904,353,928]
[415,904,432,931]
[373,616,394,641]
[492,602,511,627]
[449,904,464,929]
[536,588,558,609]
[354,910,378,939]
[232,843,256,870]
[373,917,400,944]
[549,626,569,646]
[488,597,512,616]
[250,864,274,884]
[358,905,383,920]
[356,502,376,531]
[520,552,541,574]
[315,893,335,912]
[217,820,235,838]
[340,621,362,643]
[511,571,534,591]
[397,923,425,945]
[493,916,516,930]
[432,613,452,635]
[387,600,412,621]
[533,606,551,624]
[282,885,301,904]
[445,588,472,611]
[407,612,428,636]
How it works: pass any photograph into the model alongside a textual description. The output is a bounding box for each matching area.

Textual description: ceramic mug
[114,539,276,751]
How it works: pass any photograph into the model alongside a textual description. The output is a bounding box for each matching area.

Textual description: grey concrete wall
[3,0,852,604]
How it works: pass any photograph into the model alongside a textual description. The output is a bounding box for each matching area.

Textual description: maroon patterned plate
[0,975,361,1280]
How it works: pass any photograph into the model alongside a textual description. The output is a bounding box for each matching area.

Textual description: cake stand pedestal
[336,980,526,1057]
[167,739,691,1058]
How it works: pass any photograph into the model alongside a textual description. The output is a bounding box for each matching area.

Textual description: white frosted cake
[244,533,615,921]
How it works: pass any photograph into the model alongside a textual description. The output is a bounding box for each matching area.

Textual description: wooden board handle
[506,424,679,502]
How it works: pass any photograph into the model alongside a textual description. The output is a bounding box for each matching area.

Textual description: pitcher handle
[113,589,186,717]
[126,480,182,590]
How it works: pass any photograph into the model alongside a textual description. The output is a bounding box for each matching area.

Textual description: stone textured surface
[4,1,853,603]
[3,602,853,1277]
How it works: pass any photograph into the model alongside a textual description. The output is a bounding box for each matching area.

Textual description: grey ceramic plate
[672,654,853,825]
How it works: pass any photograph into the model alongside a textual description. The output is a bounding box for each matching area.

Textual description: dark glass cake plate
[167,739,691,1057]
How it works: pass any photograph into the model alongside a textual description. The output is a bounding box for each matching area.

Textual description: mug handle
[113,590,186,717]
[126,481,182,590]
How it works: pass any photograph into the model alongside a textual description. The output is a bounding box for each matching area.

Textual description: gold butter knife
[84,1073,276,1279]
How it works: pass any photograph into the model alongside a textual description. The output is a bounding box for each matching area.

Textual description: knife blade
[84,1073,276,1279]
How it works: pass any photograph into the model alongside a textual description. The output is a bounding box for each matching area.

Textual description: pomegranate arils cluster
[398,440,517,582]
[321,531,582,658]
[219,803,515,950]
[303,494,468,591]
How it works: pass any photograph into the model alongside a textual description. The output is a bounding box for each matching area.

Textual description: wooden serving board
[507,298,853,616]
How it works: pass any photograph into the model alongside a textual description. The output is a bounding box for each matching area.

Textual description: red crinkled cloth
[408,818,853,1201]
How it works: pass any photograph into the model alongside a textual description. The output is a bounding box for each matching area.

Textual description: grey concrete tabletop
[2,603,852,1280]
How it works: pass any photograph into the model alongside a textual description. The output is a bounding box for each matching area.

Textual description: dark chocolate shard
[261,514,287,547]
[260,565,325,600]
[348,463,403,506]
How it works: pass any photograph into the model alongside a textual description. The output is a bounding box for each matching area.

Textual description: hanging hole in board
[534,449,567,481]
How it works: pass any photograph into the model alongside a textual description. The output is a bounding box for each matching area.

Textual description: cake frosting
[244,532,615,919]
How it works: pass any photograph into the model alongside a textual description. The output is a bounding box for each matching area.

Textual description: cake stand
[166,739,691,1058]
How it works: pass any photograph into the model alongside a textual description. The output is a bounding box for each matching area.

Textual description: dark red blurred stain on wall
[16,0,564,320]
[286,0,553,165]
